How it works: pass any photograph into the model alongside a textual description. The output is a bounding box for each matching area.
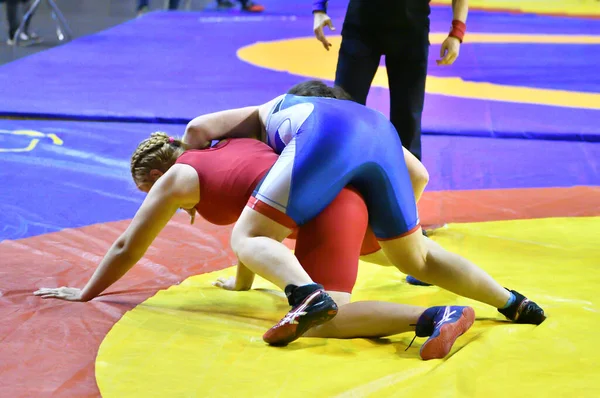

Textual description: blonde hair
[130,132,186,186]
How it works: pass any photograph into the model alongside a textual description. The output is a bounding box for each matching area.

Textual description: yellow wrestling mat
[96,217,600,397]
[237,34,600,110]
[433,0,600,17]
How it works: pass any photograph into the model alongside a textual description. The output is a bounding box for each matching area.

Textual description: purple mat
[0,6,598,141]
[422,135,600,191]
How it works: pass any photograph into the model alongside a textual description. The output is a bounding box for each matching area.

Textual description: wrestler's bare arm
[235,260,256,290]
[34,165,200,302]
[182,106,261,149]
[183,106,261,149]
[183,97,283,149]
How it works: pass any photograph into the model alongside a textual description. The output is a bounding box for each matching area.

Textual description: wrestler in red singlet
[175,138,380,293]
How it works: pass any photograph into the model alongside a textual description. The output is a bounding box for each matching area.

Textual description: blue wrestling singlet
[253,94,419,239]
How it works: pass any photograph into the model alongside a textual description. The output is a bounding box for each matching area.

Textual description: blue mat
[0,8,598,141]
[2,119,598,241]
[1,120,167,241]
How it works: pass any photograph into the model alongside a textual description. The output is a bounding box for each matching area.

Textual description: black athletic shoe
[263,286,338,346]
[498,289,546,325]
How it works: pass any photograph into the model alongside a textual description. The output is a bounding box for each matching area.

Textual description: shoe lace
[405,332,418,351]
[438,307,457,325]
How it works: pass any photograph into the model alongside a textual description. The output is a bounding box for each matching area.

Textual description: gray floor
[0,0,211,66]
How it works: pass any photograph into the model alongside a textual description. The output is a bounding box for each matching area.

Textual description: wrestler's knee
[410,159,429,196]
[379,232,428,275]
[403,147,429,196]
[230,219,254,256]
[231,207,291,255]
[414,162,429,190]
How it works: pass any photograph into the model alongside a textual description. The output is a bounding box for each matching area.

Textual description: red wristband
[449,20,466,43]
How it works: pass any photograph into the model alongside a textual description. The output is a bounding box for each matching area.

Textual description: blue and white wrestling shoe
[414,306,475,360]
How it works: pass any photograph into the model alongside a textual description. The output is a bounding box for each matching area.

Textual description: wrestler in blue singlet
[254,94,419,239]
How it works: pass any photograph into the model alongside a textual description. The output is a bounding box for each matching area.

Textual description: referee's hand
[437,36,461,65]
[313,12,335,51]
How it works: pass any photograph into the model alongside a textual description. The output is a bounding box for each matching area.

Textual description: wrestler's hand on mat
[313,12,335,51]
[33,287,85,301]
[212,276,248,291]
[437,36,460,65]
